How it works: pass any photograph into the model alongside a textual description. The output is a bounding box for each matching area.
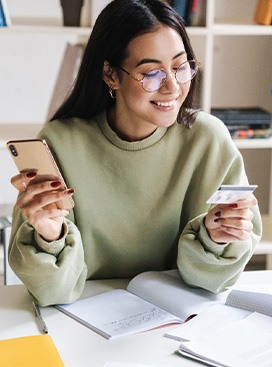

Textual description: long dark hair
[50,0,198,127]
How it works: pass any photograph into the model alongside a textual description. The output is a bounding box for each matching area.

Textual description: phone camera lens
[9,145,18,157]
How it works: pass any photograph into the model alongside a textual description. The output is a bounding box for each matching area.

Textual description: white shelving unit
[0,0,271,268]
[198,0,272,267]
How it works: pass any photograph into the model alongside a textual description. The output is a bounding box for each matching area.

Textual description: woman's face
[109,26,191,141]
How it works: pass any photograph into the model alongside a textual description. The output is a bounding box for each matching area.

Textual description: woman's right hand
[11,171,74,242]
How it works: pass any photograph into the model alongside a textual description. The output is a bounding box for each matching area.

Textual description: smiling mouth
[152,100,177,107]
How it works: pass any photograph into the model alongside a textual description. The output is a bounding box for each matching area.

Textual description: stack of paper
[164,286,272,366]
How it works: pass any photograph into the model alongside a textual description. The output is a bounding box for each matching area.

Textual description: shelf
[233,139,272,149]
[254,241,272,255]
[0,24,91,37]
[213,23,272,36]
[186,27,209,37]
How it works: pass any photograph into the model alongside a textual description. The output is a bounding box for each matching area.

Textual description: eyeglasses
[118,60,199,92]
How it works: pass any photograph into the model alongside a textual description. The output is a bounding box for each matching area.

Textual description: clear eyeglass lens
[143,70,163,92]
[142,60,198,92]
[176,60,198,84]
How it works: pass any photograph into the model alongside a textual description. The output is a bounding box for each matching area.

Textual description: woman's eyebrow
[135,51,186,67]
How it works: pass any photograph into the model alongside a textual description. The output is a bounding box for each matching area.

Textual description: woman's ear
[103,61,119,90]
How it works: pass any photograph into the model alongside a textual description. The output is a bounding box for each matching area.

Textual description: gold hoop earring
[109,87,116,99]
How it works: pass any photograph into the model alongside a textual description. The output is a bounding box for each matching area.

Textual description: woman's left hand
[205,195,258,244]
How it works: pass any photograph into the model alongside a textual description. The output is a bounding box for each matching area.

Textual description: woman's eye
[178,62,189,71]
[145,70,160,78]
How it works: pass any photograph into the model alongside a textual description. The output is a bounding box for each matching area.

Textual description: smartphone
[6,139,74,210]
[206,185,258,204]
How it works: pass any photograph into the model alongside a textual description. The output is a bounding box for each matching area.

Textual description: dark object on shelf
[172,0,206,27]
[211,107,272,126]
[60,0,84,27]
[0,0,10,27]
[211,107,272,139]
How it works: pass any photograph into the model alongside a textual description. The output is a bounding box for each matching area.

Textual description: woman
[9,0,261,306]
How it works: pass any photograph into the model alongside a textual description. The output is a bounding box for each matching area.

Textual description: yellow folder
[0,335,64,367]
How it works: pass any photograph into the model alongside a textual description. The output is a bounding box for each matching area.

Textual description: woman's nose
[159,71,179,92]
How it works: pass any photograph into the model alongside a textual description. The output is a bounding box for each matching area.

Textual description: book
[55,270,226,339]
[0,0,6,26]
[172,0,190,22]
[174,0,207,27]
[211,107,272,126]
[254,0,272,25]
[0,0,10,26]
[177,312,272,367]
[0,335,64,367]
[228,127,272,140]
[164,286,272,342]
[186,0,199,26]
[190,0,206,27]
[211,107,272,139]
[47,42,85,120]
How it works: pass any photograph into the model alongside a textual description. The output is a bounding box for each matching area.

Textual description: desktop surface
[0,271,271,366]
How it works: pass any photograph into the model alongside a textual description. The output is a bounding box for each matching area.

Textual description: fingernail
[229,204,238,208]
[51,181,62,188]
[215,211,221,217]
[67,189,75,195]
[26,171,37,178]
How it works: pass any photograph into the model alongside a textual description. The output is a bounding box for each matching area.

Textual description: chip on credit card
[206,185,258,204]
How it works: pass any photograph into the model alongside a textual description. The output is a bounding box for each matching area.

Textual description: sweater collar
[96,111,168,151]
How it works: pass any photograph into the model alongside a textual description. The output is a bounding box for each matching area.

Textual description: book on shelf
[55,270,225,340]
[211,107,272,139]
[0,335,64,367]
[254,0,272,25]
[0,0,11,26]
[189,0,206,27]
[47,42,85,121]
[172,0,206,27]
[228,127,272,140]
[172,0,190,20]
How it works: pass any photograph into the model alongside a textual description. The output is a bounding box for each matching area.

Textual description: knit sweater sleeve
[177,205,262,293]
[177,129,262,293]
[8,205,88,306]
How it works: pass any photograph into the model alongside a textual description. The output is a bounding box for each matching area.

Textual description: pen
[32,301,49,334]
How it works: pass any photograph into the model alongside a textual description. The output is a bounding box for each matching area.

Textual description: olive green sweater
[9,111,262,306]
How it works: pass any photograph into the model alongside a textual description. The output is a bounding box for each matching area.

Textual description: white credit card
[206,185,258,204]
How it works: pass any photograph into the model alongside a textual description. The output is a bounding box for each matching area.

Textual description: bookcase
[0,0,272,270]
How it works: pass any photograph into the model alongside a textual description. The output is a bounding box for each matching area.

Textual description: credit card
[206,185,258,204]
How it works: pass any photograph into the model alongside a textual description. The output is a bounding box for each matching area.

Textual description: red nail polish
[67,189,75,194]
[26,171,37,178]
[51,181,62,188]
[229,204,238,208]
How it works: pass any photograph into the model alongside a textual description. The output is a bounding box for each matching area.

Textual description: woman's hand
[205,195,258,244]
[11,171,74,242]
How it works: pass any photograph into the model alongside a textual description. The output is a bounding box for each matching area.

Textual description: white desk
[0,271,271,367]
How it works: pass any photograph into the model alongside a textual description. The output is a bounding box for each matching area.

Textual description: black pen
[32,301,49,334]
